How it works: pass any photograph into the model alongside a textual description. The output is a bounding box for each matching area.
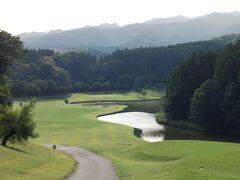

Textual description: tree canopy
[0,101,38,146]
[166,40,240,133]
[0,31,24,105]
[0,31,24,75]
[0,30,38,146]
[10,35,234,96]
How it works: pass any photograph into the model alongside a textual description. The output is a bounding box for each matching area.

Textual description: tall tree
[166,52,216,120]
[0,31,24,105]
[166,40,240,133]
[190,79,224,132]
[0,31,24,76]
[0,31,38,147]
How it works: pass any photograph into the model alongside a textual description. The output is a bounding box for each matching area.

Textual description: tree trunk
[1,133,13,147]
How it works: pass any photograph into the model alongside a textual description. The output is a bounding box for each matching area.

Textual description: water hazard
[97,112,164,142]
[74,99,240,143]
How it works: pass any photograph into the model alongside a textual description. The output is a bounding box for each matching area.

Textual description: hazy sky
[1,0,240,35]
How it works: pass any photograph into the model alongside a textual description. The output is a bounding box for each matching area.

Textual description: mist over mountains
[19,12,240,49]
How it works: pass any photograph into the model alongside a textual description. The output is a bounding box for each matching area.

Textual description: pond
[96,100,167,142]
[77,100,240,143]
[98,112,164,142]
[119,100,240,143]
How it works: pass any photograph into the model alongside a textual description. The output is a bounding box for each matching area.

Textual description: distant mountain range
[19,11,240,49]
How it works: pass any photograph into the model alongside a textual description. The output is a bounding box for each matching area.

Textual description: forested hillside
[11,34,240,96]
[166,40,240,133]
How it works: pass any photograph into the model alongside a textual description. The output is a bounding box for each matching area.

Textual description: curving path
[44,144,118,180]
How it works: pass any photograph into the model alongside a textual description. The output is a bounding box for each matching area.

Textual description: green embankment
[70,90,162,102]
[0,144,74,180]
[3,90,240,180]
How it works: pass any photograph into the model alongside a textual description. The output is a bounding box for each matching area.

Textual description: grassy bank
[8,90,240,180]
[70,90,163,102]
[0,144,74,180]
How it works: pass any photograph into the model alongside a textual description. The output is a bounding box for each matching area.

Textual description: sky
[1,0,240,35]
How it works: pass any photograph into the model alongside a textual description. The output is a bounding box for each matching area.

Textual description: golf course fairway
[2,91,240,180]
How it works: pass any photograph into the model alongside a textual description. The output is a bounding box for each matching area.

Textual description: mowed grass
[70,90,162,102]
[0,143,74,180]
[12,91,240,179]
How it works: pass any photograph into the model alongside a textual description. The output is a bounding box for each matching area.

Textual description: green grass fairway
[8,91,240,180]
[70,90,162,102]
[0,144,74,180]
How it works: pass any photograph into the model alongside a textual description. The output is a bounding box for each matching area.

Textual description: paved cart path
[44,144,118,180]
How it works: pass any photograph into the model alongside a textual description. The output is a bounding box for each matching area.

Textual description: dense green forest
[166,40,240,133]
[11,34,240,96]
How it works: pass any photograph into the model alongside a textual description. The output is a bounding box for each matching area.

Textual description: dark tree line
[99,39,229,90]
[11,50,72,96]
[11,35,236,96]
[166,40,240,133]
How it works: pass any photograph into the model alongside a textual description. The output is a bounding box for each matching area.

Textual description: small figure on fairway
[53,144,57,151]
